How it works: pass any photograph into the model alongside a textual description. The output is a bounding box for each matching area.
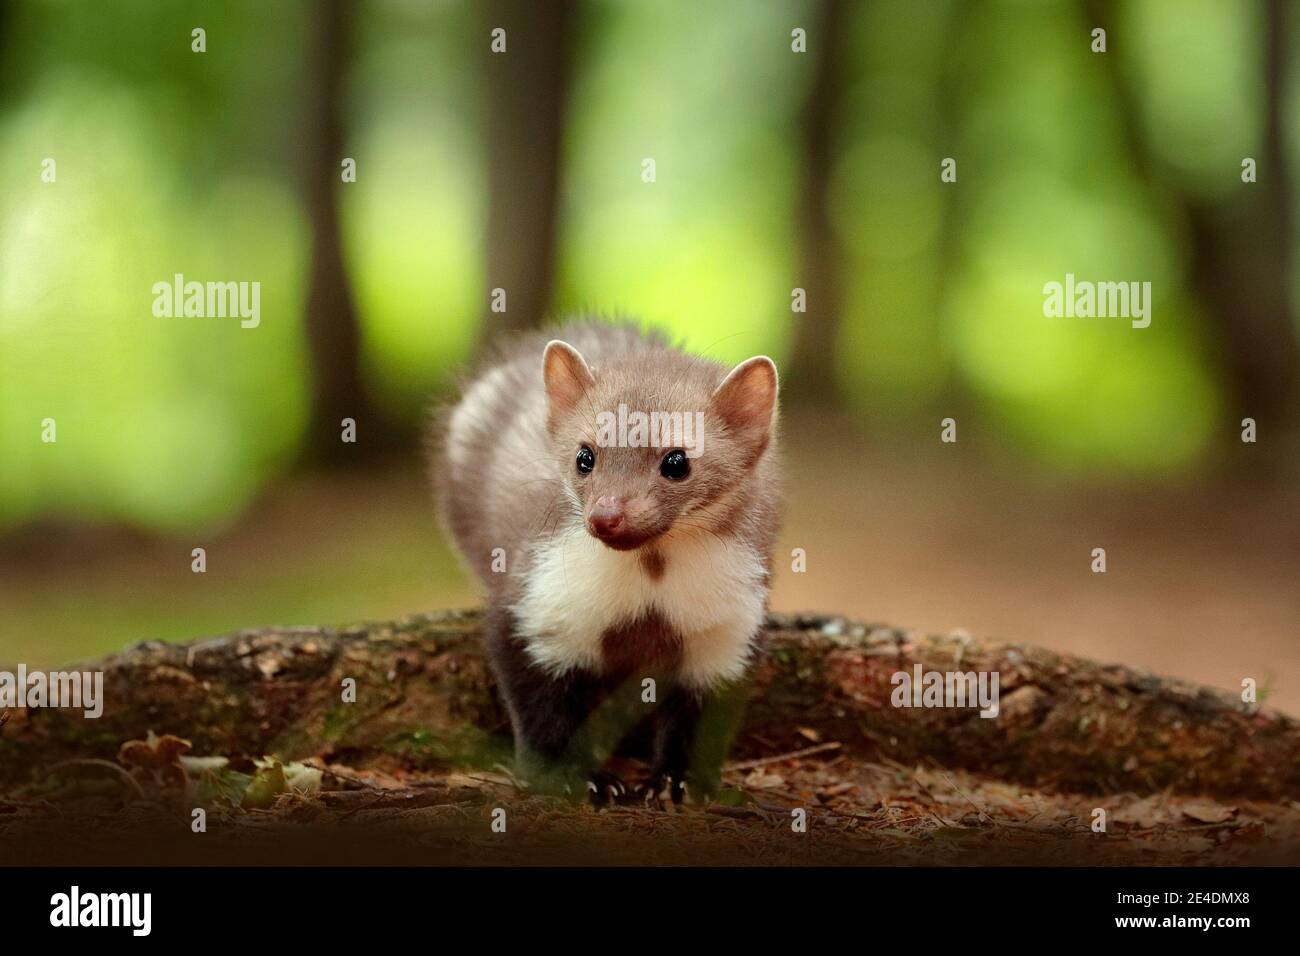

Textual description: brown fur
[600,611,682,678]
[639,547,667,581]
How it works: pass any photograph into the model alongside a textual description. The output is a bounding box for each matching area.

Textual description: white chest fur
[510,524,768,689]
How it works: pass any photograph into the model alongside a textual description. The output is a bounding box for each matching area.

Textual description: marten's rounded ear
[710,356,778,454]
[542,340,596,432]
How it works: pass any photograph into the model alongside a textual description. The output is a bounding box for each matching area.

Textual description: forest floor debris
[4,737,1297,866]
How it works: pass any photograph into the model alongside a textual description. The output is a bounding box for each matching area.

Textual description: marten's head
[542,339,777,551]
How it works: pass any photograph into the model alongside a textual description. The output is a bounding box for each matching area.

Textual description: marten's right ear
[542,340,596,433]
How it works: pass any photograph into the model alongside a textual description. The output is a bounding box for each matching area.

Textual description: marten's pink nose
[587,498,625,539]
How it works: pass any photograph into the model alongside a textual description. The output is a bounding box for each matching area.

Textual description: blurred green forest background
[1,1,1297,708]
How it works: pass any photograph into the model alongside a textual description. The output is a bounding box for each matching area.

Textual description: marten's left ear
[542,340,596,433]
[710,356,778,456]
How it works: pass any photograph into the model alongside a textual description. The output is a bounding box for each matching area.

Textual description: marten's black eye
[660,450,690,481]
[576,445,595,475]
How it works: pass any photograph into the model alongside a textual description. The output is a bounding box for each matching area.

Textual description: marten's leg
[646,686,708,804]
[482,607,624,804]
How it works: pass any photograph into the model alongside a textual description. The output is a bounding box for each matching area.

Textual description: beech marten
[434,320,781,803]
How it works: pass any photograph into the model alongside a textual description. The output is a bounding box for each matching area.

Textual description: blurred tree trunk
[477,0,576,350]
[1181,0,1298,431]
[932,0,976,421]
[300,0,395,466]
[785,0,848,408]
[1223,0,1298,422]
[1087,0,1299,441]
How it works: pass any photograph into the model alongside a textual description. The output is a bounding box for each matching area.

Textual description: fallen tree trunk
[3,610,1296,799]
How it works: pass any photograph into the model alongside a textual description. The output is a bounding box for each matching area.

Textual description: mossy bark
[3,610,1295,799]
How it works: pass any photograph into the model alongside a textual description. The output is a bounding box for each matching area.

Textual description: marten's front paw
[584,769,628,808]
[521,766,625,806]
[640,769,720,807]
[638,773,686,807]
